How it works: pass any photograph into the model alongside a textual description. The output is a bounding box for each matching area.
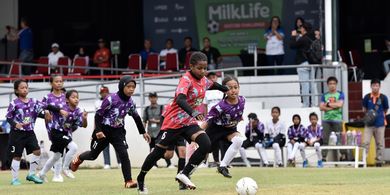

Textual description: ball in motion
[236,177,258,195]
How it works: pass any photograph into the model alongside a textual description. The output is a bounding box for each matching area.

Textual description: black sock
[137,146,166,182]
[177,158,185,174]
[182,133,210,176]
[165,159,172,167]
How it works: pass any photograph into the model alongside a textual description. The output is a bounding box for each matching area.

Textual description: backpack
[305,36,323,64]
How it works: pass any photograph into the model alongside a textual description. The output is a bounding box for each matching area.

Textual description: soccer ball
[207,20,219,34]
[236,177,258,195]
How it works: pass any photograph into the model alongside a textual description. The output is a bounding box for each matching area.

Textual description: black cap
[207,72,217,78]
[148,92,157,97]
[248,113,257,120]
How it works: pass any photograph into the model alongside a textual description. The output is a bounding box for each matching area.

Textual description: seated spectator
[73,46,89,65]
[300,112,324,168]
[159,38,177,69]
[201,37,222,70]
[48,43,64,73]
[93,38,111,74]
[140,39,156,69]
[178,36,197,67]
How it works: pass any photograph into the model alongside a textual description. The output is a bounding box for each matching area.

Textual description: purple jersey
[245,121,264,141]
[42,93,66,131]
[206,96,245,127]
[57,104,83,136]
[96,93,138,128]
[306,124,323,140]
[287,124,307,140]
[6,98,44,132]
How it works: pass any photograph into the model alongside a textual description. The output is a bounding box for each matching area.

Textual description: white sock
[220,136,243,167]
[239,147,248,162]
[40,152,61,176]
[272,143,282,164]
[299,143,306,160]
[256,143,269,164]
[314,142,322,160]
[63,142,78,171]
[54,159,62,176]
[29,154,40,175]
[11,159,21,180]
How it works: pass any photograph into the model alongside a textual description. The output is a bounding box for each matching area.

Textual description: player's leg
[218,132,243,178]
[25,133,43,184]
[239,139,251,167]
[272,142,283,166]
[299,142,308,168]
[62,141,78,178]
[255,142,269,166]
[314,141,323,168]
[9,131,25,185]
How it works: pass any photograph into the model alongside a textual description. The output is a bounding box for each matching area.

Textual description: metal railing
[0,61,349,120]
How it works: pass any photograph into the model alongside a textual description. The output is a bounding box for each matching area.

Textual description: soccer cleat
[125,180,138,188]
[103,164,111,169]
[26,174,43,184]
[277,163,283,167]
[11,178,22,186]
[175,172,196,190]
[303,159,309,168]
[217,166,232,178]
[244,159,251,168]
[38,174,49,183]
[287,160,293,167]
[167,164,175,169]
[71,155,83,172]
[317,160,324,168]
[52,174,64,182]
[63,170,75,179]
[179,181,188,190]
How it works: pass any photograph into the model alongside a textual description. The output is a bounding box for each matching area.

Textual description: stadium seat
[348,49,364,81]
[181,51,192,71]
[146,53,160,72]
[165,53,179,71]
[128,54,142,71]
[35,56,49,75]
[9,60,21,76]
[71,57,88,75]
[57,56,71,75]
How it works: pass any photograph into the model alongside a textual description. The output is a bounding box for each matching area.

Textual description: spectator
[264,16,285,74]
[142,92,171,168]
[73,46,89,65]
[93,38,111,74]
[319,76,345,161]
[94,86,121,169]
[178,36,197,67]
[159,38,177,69]
[362,79,389,167]
[290,22,317,107]
[140,39,156,69]
[201,37,222,70]
[48,43,64,73]
[294,17,305,33]
[17,18,34,75]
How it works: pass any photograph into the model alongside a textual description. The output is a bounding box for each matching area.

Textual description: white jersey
[265,119,286,138]
[48,51,64,66]
[203,90,224,112]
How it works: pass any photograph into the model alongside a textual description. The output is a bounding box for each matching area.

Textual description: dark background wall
[19,0,144,68]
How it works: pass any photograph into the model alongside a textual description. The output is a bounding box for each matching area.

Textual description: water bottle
[352,130,357,146]
[329,131,337,146]
[356,131,362,146]
[341,131,346,145]
[335,132,341,145]
[346,130,353,145]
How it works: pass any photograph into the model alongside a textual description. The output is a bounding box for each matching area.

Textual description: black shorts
[50,129,72,154]
[156,131,186,151]
[8,130,40,157]
[206,123,238,151]
[89,125,129,155]
[157,125,201,148]
[242,139,257,149]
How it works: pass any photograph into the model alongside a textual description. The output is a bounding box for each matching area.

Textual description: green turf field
[1,167,390,195]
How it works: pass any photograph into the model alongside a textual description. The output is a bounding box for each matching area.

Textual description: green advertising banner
[195,0,283,55]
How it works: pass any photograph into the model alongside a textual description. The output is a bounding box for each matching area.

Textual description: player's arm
[208,82,229,92]
[94,96,111,134]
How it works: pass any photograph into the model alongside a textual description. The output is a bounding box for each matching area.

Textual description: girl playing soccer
[287,114,307,167]
[41,75,69,181]
[136,52,228,193]
[299,112,324,168]
[71,75,151,188]
[6,79,66,185]
[201,75,245,178]
[39,89,87,181]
